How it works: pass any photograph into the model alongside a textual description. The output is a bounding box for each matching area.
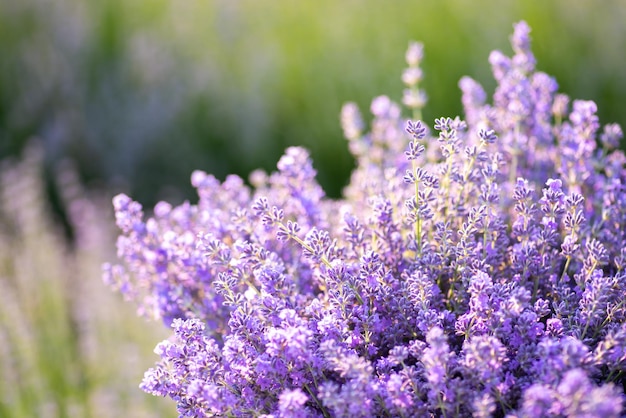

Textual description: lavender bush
[106,22,626,417]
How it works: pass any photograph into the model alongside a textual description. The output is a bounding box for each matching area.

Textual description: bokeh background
[0,0,625,416]
[2,0,625,204]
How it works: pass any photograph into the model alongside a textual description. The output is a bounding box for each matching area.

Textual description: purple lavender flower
[277,388,310,417]
[107,21,626,417]
[557,368,623,417]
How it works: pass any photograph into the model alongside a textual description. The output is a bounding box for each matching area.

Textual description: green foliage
[0,0,624,204]
[0,146,174,418]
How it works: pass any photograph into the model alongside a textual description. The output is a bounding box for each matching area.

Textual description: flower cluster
[106,22,626,417]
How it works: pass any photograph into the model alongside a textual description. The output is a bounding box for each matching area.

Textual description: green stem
[412,161,422,257]
[509,123,521,185]
[559,256,571,283]
[412,107,422,124]
[437,391,448,418]
[303,383,331,418]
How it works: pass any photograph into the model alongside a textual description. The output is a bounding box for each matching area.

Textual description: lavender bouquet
[105,22,626,417]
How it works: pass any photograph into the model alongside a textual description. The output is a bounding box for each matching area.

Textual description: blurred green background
[1,0,625,206]
[0,146,174,417]
[0,0,625,416]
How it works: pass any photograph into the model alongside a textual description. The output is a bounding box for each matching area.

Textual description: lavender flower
[107,21,626,417]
